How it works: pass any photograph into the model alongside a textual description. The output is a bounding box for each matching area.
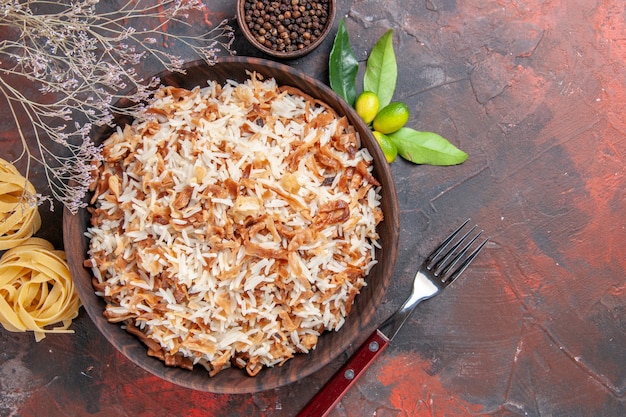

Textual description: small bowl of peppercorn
[237,0,335,59]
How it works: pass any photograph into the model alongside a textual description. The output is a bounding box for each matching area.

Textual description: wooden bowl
[236,0,335,59]
[63,56,399,393]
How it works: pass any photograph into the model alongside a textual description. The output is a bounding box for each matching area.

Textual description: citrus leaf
[329,19,358,106]
[388,128,468,166]
[364,29,397,108]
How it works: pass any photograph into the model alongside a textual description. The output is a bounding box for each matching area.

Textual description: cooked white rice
[86,74,383,376]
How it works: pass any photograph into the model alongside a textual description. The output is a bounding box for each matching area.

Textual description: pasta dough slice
[0,238,81,341]
[0,158,41,250]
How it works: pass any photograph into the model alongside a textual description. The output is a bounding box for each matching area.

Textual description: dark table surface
[1,1,625,416]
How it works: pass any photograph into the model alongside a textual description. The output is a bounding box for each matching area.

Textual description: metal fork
[297,219,489,417]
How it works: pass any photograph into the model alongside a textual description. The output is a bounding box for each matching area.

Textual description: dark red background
[1,1,624,416]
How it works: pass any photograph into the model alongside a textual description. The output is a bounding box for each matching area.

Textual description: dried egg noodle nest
[0,158,41,250]
[87,75,383,377]
[0,238,80,341]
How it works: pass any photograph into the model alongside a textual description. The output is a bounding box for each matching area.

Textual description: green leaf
[364,30,397,108]
[388,128,468,166]
[329,19,358,106]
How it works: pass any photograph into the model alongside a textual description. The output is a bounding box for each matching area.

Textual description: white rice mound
[86,74,383,377]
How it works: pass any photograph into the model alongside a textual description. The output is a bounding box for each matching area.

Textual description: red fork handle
[296,330,390,417]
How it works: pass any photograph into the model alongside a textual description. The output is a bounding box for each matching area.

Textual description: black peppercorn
[243,0,330,54]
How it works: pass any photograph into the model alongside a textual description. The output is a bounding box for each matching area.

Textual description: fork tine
[426,219,489,285]
[444,237,489,283]
[437,230,485,279]
[432,225,479,275]
[425,218,470,266]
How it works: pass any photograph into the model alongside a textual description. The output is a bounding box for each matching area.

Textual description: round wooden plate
[63,56,399,393]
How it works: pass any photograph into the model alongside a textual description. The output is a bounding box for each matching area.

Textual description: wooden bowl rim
[236,0,336,59]
[63,56,399,393]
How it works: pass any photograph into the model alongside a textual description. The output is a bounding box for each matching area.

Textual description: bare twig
[0,0,235,213]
